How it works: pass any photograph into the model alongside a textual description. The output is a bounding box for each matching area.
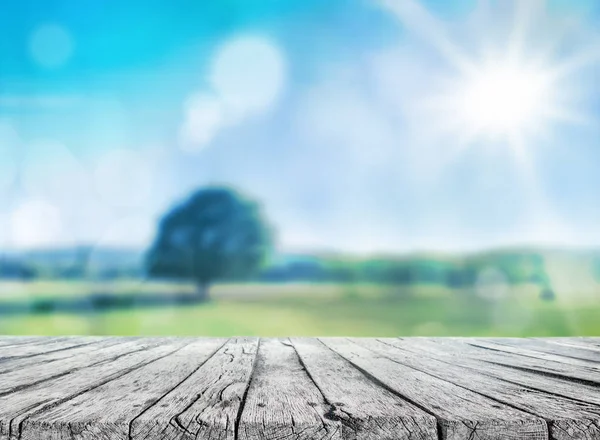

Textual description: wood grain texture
[0,336,97,360]
[390,338,600,405]
[0,337,125,374]
[322,338,548,440]
[0,336,598,440]
[483,337,600,363]
[130,337,256,440]
[0,337,186,440]
[573,338,600,347]
[540,338,600,352]
[441,337,600,385]
[238,338,341,440]
[20,338,226,440]
[373,338,600,440]
[0,337,163,397]
[0,336,66,349]
[290,337,438,440]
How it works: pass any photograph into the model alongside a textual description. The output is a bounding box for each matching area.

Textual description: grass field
[0,279,598,336]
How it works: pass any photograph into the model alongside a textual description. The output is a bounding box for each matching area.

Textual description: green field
[0,279,598,336]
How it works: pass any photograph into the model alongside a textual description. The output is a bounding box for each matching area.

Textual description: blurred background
[0,0,599,337]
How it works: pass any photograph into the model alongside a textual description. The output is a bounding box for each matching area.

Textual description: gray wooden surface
[0,337,598,439]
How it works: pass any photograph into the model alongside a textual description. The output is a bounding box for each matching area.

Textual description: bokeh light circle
[93,149,155,209]
[9,199,63,248]
[179,94,225,151]
[475,267,510,301]
[21,140,90,204]
[29,24,74,69]
[210,35,286,116]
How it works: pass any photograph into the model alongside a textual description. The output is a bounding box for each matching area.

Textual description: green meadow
[0,279,598,337]
[0,249,598,337]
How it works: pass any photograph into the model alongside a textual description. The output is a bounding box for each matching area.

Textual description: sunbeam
[506,0,544,64]
[549,37,600,79]
[380,0,596,179]
[378,0,477,74]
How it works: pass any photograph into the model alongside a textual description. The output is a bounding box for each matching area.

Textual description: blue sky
[1,0,599,253]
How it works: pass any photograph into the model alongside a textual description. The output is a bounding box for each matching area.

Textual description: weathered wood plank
[0,336,93,359]
[568,337,600,345]
[0,337,188,440]
[569,338,600,351]
[390,338,600,405]
[322,338,548,440]
[442,338,600,385]
[372,338,600,440]
[540,338,600,352]
[0,336,597,439]
[0,337,125,373]
[238,338,341,440]
[130,337,256,440]
[483,337,600,363]
[20,338,227,440]
[0,336,65,349]
[290,337,438,440]
[0,337,163,396]
[467,338,600,368]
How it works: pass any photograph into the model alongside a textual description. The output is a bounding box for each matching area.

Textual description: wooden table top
[0,336,598,439]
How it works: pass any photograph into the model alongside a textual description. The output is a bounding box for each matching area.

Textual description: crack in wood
[1,337,599,439]
[127,338,229,440]
[13,340,191,440]
[234,338,260,440]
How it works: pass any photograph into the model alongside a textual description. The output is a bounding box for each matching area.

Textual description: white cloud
[9,199,65,248]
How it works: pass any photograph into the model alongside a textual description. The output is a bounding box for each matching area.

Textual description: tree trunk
[196,282,211,302]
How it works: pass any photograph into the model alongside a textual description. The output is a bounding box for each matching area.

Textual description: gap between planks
[0,337,597,440]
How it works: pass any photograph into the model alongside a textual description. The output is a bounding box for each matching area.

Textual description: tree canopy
[145,186,273,299]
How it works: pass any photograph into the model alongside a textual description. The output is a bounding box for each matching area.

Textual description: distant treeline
[257,252,551,288]
[0,247,143,281]
[2,248,600,290]
[0,258,142,280]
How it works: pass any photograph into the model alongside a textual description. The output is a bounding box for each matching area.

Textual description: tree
[593,257,600,282]
[0,258,37,280]
[145,186,273,301]
[539,288,556,302]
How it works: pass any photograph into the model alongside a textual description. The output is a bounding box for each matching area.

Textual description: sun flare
[381,0,598,172]
[457,62,551,138]
[423,56,562,165]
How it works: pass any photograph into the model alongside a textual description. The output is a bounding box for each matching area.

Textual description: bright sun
[425,56,560,163]
[381,0,597,170]
[458,63,551,138]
